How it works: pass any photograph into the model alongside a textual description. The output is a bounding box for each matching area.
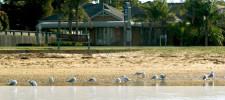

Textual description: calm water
[1,86,225,100]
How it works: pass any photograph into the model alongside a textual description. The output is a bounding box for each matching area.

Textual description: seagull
[115,77,121,83]
[88,78,96,82]
[49,77,54,85]
[134,72,146,79]
[66,77,76,85]
[203,74,208,80]
[134,72,142,76]
[142,72,146,78]
[160,74,166,79]
[208,71,214,79]
[29,81,37,86]
[152,75,158,80]
[122,75,130,82]
[8,80,17,86]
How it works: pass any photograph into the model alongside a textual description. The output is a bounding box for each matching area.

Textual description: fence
[0,31,57,46]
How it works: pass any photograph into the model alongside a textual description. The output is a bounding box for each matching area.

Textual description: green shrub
[48,42,86,46]
[0,11,9,31]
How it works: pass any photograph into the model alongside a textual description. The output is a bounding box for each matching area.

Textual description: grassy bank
[0,46,224,52]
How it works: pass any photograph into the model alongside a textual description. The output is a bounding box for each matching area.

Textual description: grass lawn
[0,46,224,55]
[0,46,224,51]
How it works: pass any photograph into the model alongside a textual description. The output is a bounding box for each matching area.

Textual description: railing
[58,34,89,43]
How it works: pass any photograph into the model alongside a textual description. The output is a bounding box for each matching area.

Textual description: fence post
[45,29,48,43]
[36,28,40,44]
[57,38,61,50]
[88,34,90,52]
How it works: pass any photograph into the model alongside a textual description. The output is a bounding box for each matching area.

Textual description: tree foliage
[166,0,225,46]
[185,0,224,46]
[0,11,9,30]
[140,0,172,45]
[2,0,53,30]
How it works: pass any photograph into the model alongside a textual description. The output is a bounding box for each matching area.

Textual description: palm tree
[64,0,92,34]
[52,0,64,36]
[74,0,92,35]
[140,0,172,45]
[185,0,225,46]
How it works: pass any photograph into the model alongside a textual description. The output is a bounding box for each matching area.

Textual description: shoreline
[0,49,225,86]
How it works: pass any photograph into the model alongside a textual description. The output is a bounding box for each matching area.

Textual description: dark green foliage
[140,0,172,46]
[49,42,86,46]
[208,25,224,46]
[2,0,53,30]
[0,11,9,30]
[166,0,225,46]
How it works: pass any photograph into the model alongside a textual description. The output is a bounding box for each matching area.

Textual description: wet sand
[0,49,225,86]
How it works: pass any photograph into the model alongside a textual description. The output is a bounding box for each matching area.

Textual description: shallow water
[2,80,225,86]
[1,86,225,100]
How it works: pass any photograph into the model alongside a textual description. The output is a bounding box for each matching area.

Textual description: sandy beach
[0,48,225,86]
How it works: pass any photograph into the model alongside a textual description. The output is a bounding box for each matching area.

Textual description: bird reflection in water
[209,81,214,86]
[9,87,17,100]
[160,80,166,86]
[203,82,208,86]
[152,82,158,86]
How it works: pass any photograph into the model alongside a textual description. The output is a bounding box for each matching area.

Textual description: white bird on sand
[152,75,158,80]
[208,71,214,79]
[88,78,96,82]
[160,74,166,79]
[203,74,208,80]
[8,80,17,86]
[66,77,76,85]
[122,75,131,82]
[115,77,121,83]
[142,72,146,78]
[49,77,54,85]
[29,81,37,86]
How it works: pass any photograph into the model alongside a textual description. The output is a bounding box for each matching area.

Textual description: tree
[185,0,225,46]
[1,0,53,30]
[64,0,91,34]
[74,0,92,35]
[140,0,172,45]
[65,0,75,34]
[52,0,65,40]
[0,11,9,30]
[23,0,53,30]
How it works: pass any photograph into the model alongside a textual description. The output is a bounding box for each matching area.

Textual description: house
[36,3,186,46]
[37,3,161,46]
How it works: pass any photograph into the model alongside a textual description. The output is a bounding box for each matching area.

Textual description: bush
[48,42,86,46]
[0,11,9,31]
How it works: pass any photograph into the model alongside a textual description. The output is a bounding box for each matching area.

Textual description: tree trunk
[68,7,73,34]
[205,20,208,46]
[154,28,156,46]
[148,22,152,46]
[180,38,183,46]
[75,7,79,35]
[162,21,166,46]
[57,7,61,39]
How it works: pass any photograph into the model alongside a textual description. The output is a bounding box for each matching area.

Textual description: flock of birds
[7,71,214,86]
